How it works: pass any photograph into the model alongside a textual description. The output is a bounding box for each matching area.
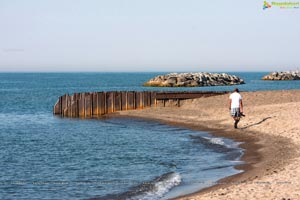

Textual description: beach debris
[143,72,245,87]
[262,71,300,80]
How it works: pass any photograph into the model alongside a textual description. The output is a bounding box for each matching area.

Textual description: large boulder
[143,72,245,87]
[262,71,300,80]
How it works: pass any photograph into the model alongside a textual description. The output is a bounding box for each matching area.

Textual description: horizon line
[0,71,275,73]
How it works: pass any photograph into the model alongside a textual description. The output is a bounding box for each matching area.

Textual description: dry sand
[118,90,300,200]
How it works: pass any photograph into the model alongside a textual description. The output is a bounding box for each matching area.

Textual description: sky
[0,0,300,72]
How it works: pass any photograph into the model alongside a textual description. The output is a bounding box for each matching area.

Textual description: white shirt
[229,92,242,108]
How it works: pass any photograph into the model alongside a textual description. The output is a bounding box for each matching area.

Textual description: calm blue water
[0,72,299,200]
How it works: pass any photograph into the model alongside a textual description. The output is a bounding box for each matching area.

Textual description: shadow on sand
[240,117,273,130]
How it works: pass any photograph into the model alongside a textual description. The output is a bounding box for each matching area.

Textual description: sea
[0,72,299,200]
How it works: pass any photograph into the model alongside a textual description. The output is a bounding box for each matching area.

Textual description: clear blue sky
[0,0,299,72]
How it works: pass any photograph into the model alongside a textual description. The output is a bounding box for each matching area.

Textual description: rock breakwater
[262,71,300,80]
[144,72,245,87]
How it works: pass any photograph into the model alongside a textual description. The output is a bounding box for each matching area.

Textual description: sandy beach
[118,90,300,200]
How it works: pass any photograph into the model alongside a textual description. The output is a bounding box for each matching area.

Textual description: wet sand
[117,90,300,200]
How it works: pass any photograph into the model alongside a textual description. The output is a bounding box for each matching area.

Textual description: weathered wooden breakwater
[53,91,228,118]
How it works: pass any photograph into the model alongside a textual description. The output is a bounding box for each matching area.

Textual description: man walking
[229,88,244,128]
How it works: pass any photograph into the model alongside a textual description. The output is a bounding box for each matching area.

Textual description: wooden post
[114,91,121,111]
[96,92,103,116]
[127,91,134,110]
[61,94,68,116]
[63,95,71,117]
[104,92,107,114]
[177,99,180,107]
[141,92,144,108]
[53,97,62,115]
[106,92,114,114]
[111,92,115,113]
[145,92,149,107]
[73,92,80,117]
[78,93,85,118]
[145,91,150,107]
[145,92,147,107]
[92,92,99,116]
[70,95,74,116]
[126,92,128,110]
[121,91,127,111]
[118,92,123,111]
[135,92,140,109]
[84,93,92,117]
[151,92,157,107]
[67,95,72,117]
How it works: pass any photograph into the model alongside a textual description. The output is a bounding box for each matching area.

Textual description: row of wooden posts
[53,91,157,118]
[53,91,228,118]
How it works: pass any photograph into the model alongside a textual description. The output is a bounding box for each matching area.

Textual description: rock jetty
[262,71,300,80]
[144,72,245,87]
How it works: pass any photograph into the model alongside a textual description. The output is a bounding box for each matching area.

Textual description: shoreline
[172,121,295,199]
[115,90,300,199]
[113,114,295,200]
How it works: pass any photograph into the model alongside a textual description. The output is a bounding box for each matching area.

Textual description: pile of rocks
[262,71,300,80]
[143,72,245,87]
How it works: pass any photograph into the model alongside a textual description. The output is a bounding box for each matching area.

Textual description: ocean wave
[205,137,226,146]
[128,172,181,200]
[190,134,240,150]
[92,172,181,200]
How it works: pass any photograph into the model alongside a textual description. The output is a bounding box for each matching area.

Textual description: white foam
[207,137,226,146]
[128,172,181,200]
[204,137,242,149]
